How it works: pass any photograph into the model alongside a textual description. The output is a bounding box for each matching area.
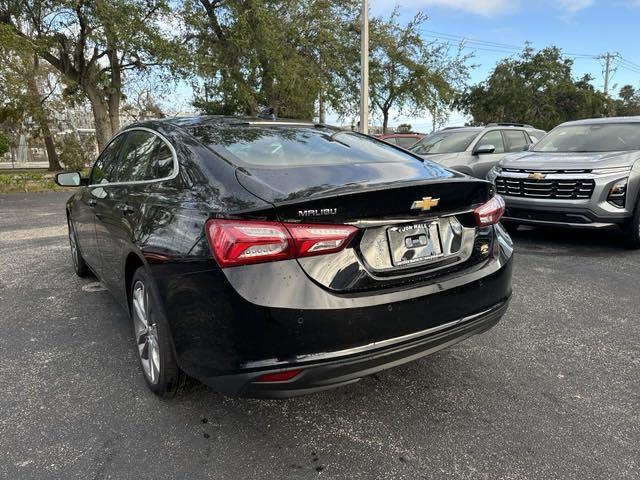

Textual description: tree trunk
[382,109,390,134]
[319,89,326,123]
[86,87,114,151]
[42,127,61,171]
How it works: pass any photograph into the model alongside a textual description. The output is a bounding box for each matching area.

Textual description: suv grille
[496,176,596,199]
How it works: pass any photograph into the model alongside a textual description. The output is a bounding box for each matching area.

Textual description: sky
[363,0,640,131]
[168,0,640,132]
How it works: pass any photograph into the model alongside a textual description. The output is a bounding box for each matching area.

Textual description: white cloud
[557,0,594,12]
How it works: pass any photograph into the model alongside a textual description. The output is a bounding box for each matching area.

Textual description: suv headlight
[486,166,502,184]
[607,177,628,207]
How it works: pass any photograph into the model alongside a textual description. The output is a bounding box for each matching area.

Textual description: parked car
[56,116,513,398]
[487,117,640,247]
[410,124,541,179]
[375,132,424,148]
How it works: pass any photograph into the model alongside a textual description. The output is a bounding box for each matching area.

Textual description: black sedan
[56,116,514,398]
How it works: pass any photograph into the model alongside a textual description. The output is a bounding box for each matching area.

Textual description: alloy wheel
[132,281,161,384]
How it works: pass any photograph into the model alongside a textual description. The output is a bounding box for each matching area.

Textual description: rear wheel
[67,217,90,277]
[130,267,193,397]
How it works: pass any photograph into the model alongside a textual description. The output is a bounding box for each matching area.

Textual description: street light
[360,0,369,134]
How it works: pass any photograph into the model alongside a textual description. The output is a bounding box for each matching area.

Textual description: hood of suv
[499,150,638,170]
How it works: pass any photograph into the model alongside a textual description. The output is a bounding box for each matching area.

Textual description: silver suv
[487,117,640,247]
[410,124,540,179]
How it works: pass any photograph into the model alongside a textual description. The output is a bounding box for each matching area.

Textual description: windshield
[410,130,478,155]
[187,124,424,167]
[534,123,640,153]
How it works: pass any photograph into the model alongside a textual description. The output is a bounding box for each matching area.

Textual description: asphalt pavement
[0,192,638,480]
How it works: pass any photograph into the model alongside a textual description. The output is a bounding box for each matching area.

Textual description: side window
[90,135,125,185]
[504,130,529,152]
[150,142,175,179]
[477,130,505,154]
[111,130,158,183]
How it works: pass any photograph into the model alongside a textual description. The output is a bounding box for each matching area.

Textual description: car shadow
[509,224,631,253]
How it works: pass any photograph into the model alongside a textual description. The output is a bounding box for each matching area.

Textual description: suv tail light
[473,195,505,227]
[205,219,358,268]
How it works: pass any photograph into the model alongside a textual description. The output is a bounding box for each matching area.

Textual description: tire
[67,217,90,277]
[622,197,640,249]
[501,221,519,235]
[130,267,193,397]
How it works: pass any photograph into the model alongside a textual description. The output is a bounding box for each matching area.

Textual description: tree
[0,39,62,170]
[1,0,179,149]
[615,85,640,116]
[456,46,611,131]
[182,0,360,119]
[0,132,8,157]
[368,10,470,133]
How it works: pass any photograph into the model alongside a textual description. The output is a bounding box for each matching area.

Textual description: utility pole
[359,0,369,134]
[601,52,618,97]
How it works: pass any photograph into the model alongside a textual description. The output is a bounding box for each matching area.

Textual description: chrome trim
[345,210,473,228]
[87,127,179,188]
[241,300,508,369]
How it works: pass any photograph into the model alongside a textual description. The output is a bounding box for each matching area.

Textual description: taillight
[253,369,303,383]
[473,195,505,227]
[205,219,357,267]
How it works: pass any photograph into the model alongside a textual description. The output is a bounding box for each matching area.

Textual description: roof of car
[159,115,318,127]
[562,116,640,126]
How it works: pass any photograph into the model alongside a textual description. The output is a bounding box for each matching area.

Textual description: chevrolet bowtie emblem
[411,197,440,211]
[528,172,546,180]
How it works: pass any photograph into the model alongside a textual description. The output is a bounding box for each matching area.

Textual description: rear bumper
[206,299,509,398]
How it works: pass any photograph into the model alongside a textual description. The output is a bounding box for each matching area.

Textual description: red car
[375,133,424,149]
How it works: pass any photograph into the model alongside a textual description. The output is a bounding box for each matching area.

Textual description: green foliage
[56,134,96,171]
[614,85,640,116]
[0,172,60,193]
[0,133,9,157]
[369,10,470,132]
[455,46,611,131]
[183,0,360,119]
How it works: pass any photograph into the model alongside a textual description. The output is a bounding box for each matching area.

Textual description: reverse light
[205,219,357,268]
[473,195,506,227]
[253,369,303,383]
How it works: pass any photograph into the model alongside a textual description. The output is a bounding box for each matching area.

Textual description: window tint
[477,130,505,154]
[150,142,175,179]
[504,130,529,152]
[396,137,420,148]
[188,125,424,167]
[90,135,126,185]
[411,131,478,154]
[111,131,158,183]
[534,123,640,152]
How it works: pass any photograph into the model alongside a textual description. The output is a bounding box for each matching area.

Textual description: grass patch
[0,171,68,194]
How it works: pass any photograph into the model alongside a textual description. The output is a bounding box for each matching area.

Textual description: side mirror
[55,172,82,187]
[528,143,535,151]
[474,144,496,155]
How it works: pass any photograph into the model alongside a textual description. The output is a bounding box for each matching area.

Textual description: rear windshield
[410,130,478,154]
[187,124,424,167]
[534,123,640,153]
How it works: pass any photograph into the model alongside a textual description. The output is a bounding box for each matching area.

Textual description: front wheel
[622,200,640,249]
[501,221,520,235]
[130,267,194,397]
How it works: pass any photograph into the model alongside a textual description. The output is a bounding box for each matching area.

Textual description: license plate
[387,222,443,267]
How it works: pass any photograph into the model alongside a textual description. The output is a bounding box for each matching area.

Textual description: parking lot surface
[1,192,638,480]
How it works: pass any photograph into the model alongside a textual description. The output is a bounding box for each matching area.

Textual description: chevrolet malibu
[55,116,514,398]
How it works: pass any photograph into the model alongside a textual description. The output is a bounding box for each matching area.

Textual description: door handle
[117,203,135,215]
[88,199,97,208]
